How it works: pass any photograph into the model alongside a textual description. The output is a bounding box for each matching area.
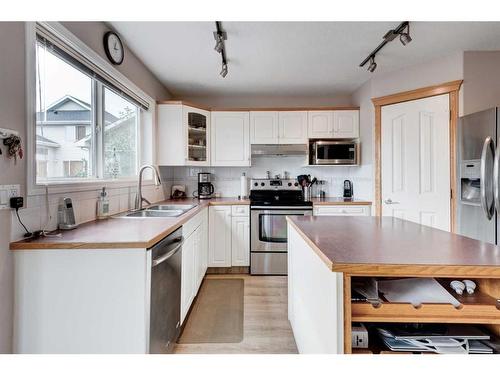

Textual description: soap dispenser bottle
[97,187,110,219]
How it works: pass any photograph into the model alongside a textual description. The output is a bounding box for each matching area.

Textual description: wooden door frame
[372,79,463,232]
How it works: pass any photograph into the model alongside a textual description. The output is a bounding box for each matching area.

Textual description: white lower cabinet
[181,231,196,323]
[208,205,233,267]
[181,208,209,324]
[313,205,371,216]
[197,211,209,289]
[182,204,249,324]
[208,205,250,268]
[231,215,250,266]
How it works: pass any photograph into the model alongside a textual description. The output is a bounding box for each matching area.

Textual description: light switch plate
[189,168,202,177]
[0,184,21,209]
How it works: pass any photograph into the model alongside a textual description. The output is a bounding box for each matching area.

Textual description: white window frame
[25,22,157,196]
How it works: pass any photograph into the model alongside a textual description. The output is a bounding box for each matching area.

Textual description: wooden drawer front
[314,205,370,216]
[231,205,249,217]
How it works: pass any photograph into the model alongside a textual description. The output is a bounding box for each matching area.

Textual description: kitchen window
[29,22,153,191]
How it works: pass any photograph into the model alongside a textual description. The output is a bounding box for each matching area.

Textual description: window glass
[35,41,94,181]
[103,87,138,179]
[35,36,143,184]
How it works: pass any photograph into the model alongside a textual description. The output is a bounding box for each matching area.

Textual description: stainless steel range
[250,178,313,275]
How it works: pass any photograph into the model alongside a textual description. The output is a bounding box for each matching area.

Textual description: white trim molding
[25,22,157,197]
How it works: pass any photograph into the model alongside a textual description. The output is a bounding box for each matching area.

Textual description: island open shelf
[345,276,500,353]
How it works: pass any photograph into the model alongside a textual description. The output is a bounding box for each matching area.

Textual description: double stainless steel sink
[116,204,197,219]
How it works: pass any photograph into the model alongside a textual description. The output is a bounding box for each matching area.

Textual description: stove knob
[261,182,265,187]
[294,182,299,187]
[254,182,258,187]
[288,182,292,187]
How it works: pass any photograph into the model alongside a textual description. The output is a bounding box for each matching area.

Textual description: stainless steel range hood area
[251,144,308,157]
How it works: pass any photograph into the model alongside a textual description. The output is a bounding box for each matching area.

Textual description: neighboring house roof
[36,134,60,148]
[46,95,91,112]
[36,95,119,124]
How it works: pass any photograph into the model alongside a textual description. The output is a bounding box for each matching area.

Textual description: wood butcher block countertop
[10,198,249,250]
[287,216,500,277]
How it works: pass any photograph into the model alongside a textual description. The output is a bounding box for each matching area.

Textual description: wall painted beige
[0,22,26,354]
[0,21,170,354]
[463,51,500,115]
[61,22,171,100]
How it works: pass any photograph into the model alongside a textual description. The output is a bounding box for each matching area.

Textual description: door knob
[384,198,400,204]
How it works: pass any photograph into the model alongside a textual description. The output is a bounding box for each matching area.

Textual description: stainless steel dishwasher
[149,227,183,353]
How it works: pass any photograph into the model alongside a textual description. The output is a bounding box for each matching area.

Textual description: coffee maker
[343,180,353,199]
[196,172,215,199]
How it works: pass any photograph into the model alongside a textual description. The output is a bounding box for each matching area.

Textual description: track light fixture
[359,21,412,73]
[213,21,229,78]
[367,56,377,73]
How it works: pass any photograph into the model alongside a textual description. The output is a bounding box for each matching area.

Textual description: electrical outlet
[189,168,201,177]
[0,184,21,209]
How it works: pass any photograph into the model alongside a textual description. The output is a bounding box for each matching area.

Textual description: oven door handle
[251,206,313,210]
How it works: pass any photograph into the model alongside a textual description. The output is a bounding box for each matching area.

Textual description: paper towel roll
[240,173,248,199]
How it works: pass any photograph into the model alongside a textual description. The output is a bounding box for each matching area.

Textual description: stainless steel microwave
[310,140,360,165]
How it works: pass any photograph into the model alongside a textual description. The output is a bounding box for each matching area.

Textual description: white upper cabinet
[308,110,359,138]
[157,104,210,166]
[250,111,279,144]
[308,110,360,139]
[211,111,250,166]
[333,110,359,138]
[278,111,308,144]
[308,111,334,138]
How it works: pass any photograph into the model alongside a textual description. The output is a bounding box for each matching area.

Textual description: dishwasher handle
[152,237,184,267]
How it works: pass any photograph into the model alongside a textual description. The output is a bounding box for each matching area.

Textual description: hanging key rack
[0,127,18,139]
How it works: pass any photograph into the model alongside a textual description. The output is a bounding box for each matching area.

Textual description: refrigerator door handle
[480,136,495,220]
[494,141,500,214]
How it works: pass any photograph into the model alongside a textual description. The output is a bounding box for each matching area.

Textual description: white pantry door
[381,94,450,231]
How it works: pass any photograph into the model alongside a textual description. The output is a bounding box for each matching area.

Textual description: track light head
[399,32,412,46]
[367,56,377,73]
[399,23,412,46]
[220,63,228,78]
[214,37,224,53]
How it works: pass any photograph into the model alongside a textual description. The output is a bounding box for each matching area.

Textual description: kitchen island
[286,216,500,354]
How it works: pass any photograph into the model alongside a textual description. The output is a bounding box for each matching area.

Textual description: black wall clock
[103,31,124,65]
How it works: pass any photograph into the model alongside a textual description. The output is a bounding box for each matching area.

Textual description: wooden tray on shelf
[351,290,500,324]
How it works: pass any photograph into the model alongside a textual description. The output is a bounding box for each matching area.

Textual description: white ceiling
[110,22,500,98]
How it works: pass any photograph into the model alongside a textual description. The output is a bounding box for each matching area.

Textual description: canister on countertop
[303,186,312,202]
[316,180,327,198]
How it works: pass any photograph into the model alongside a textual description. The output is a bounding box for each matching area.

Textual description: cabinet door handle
[384,198,400,205]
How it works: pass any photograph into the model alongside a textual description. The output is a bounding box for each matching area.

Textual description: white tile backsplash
[159,156,374,200]
[10,182,169,241]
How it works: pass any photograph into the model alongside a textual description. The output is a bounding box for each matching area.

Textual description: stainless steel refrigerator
[457,107,499,244]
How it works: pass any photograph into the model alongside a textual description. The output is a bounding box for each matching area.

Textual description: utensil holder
[303,186,312,202]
